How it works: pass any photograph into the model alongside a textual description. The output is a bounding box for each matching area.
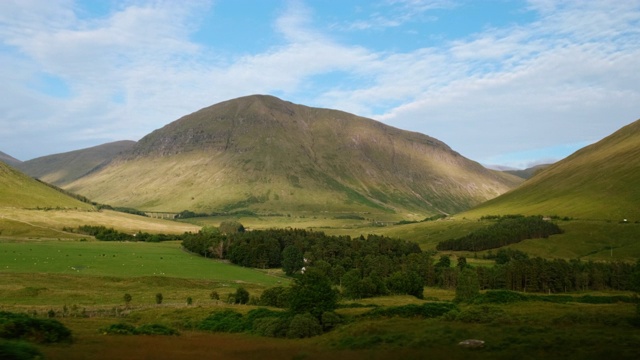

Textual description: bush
[473,290,529,304]
[155,293,163,305]
[253,317,290,338]
[136,324,179,336]
[286,313,322,339]
[198,310,245,333]
[234,287,250,305]
[0,311,72,343]
[100,323,179,336]
[0,339,43,360]
[259,286,290,308]
[99,323,137,335]
[366,302,457,319]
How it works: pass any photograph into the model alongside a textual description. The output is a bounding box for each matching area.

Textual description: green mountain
[0,162,92,209]
[64,95,522,215]
[17,141,136,187]
[465,119,640,221]
[0,151,21,167]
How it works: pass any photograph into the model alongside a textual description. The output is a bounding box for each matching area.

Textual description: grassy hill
[17,140,136,186]
[463,119,640,221]
[504,163,551,179]
[64,95,521,216]
[0,162,92,209]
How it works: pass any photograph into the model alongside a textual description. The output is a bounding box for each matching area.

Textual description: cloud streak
[0,0,638,169]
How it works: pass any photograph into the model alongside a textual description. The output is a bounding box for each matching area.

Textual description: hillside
[0,150,21,167]
[464,119,640,221]
[0,162,92,209]
[64,95,522,215]
[17,140,136,187]
[504,164,551,179]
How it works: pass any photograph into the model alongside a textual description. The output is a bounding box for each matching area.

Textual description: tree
[288,268,337,318]
[234,287,250,305]
[186,297,193,305]
[155,293,163,305]
[210,291,220,301]
[281,246,304,276]
[455,268,480,302]
[219,221,245,235]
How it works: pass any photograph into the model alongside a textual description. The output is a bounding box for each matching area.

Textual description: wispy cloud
[0,0,638,168]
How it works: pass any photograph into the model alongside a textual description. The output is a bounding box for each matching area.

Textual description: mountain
[0,151,21,167]
[0,161,92,209]
[465,119,640,221]
[64,95,522,215]
[504,164,551,180]
[17,141,136,187]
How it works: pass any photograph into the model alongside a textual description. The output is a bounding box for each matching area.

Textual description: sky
[1,0,639,169]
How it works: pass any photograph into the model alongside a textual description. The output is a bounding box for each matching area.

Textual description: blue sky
[1,0,639,169]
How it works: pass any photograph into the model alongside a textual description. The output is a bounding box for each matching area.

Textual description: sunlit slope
[17,140,136,186]
[66,95,522,215]
[0,162,91,209]
[465,119,640,221]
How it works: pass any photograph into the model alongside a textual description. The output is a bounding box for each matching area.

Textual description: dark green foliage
[455,268,480,303]
[123,293,132,305]
[288,268,338,318]
[155,293,163,305]
[209,291,220,300]
[0,311,72,344]
[198,310,245,333]
[365,302,457,319]
[100,323,179,336]
[0,339,43,360]
[99,323,137,335]
[186,297,193,305]
[252,317,290,337]
[436,215,563,251]
[286,313,322,338]
[69,225,176,242]
[218,221,245,235]
[233,287,249,305]
[385,271,424,299]
[281,246,304,276]
[259,286,290,308]
[473,290,529,304]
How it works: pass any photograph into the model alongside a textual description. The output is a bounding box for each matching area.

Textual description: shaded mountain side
[465,118,640,221]
[0,162,92,209]
[0,151,22,167]
[17,140,136,187]
[64,95,523,215]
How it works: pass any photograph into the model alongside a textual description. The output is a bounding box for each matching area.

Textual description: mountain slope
[504,164,551,180]
[465,119,640,220]
[0,151,21,167]
[0,162,92,209]
[17,141,136,187]
[65,95,522,215]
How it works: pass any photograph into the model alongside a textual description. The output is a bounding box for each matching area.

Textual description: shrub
[0,339,43,360]
[286,313,322,339]
[366,302,457,319]
[0,311,72,344]
[253,317,290,338]
[209,291,220,300]
[473,290,529,304]
[234,287,250,305]
[186,297,193,306]
[99,323,137,335]
[198,310,245,333]
[259,286,290,308]
[155,293,163,305]
[136,324,179,336]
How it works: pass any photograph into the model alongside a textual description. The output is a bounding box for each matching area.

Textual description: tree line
[436,215,563,251]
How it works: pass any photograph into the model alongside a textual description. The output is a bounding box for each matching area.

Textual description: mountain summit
[64,95,521,215]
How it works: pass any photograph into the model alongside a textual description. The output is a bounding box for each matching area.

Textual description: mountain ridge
[43,95,523,215]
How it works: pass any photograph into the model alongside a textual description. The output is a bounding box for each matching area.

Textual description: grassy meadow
[2,207,640,359]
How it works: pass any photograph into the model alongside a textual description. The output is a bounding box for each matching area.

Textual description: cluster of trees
[436,215,563,251]
[182,227,428,299]
[68,225,175,242]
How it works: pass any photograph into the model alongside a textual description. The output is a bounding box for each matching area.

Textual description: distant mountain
[18,141,136,187]
[466,119,640,221]
[504,164,552,180]
[0,162,92,209]
[0,151,21,167]
[64,95,522,215]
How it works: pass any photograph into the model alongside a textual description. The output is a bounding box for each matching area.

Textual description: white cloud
[0,0,638,168]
